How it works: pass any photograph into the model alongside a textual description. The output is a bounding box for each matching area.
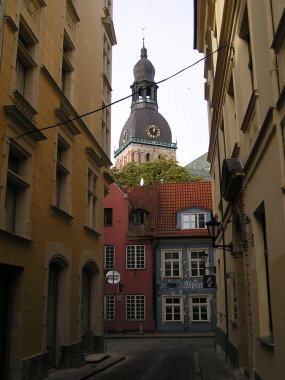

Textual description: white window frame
[103,295,115,320]
[190,295,211,322]
[188,250,208,277]
[162,296,183,323]
[161,249,182,278]
[182,212,206,230]
[126,245,145,269]
[126,295,145,320]
[104,245,115,270]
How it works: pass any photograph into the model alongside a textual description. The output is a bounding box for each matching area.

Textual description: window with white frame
[86,168,98,229]
[103,295,115,320]
[190,296,210,322]
[161,250,182,278]
[188,250,207,277]
[126,295,145,320]
[104,245,115,270]
[162,296,183,323]
[182,212,206,229]
[126,245,145,269]
[5,143,31,235]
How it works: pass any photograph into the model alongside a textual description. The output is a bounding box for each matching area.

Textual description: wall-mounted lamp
[200,251,216,273]
[206,217,233,252]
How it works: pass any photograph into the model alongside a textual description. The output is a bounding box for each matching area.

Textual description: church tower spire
[131,41,158,111]
[114,43,177,169]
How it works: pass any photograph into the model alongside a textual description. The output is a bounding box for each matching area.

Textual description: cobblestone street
[104,335,215,355]
[91,336,215,380]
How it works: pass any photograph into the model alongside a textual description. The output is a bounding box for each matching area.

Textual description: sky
[111,0,209,167]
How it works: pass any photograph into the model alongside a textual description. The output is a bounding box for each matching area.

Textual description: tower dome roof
[133,43,155,82]
[115,42,177,161]
[118,107,172,147]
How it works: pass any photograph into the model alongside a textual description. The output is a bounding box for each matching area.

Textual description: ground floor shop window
[162,296,183,322]
[190,296,210,322]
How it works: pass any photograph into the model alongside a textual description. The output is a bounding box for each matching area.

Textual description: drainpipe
[216,132,229,361]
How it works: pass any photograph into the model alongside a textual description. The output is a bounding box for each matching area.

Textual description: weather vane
[141,26,147,43]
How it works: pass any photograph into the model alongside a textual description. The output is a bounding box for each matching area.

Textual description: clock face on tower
[122,129,128,142]
[146,124,160,139]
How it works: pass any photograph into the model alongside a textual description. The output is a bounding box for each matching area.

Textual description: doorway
[0,265,14,380]
[47,262,59,368]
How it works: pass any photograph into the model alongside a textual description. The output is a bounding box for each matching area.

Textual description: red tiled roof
[155,182,212,237]
[120,184,158,236]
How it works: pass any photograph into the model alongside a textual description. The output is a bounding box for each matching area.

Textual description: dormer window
[177,209,208,230]
[182,212,206,229]
[131,209,148,225]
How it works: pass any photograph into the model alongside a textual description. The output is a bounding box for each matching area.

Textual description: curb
[48,354,125,380]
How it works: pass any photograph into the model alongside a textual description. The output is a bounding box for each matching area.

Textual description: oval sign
[106,270,121,284]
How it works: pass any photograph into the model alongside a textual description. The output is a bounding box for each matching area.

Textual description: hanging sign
[106,270,121,284]
[203,275,216,288]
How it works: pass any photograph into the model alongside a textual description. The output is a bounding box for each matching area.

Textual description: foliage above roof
[111,156,203,186]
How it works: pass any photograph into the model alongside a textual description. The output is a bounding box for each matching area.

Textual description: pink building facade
[103,183,156,333]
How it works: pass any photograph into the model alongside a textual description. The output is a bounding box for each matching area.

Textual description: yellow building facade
[0,0,116,379]
[194,1,285,379]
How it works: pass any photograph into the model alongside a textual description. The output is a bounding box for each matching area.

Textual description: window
[190,296,210,322]
[271,8,285,92]
[103,35,111,79]
[254,203,273,336]
[131,210,147,225]
[101,103,110,154]
[5,143,31,234]
[182,212,206,229]
[232,278,238,322]
[126,245,145,269]
[189,250,206,277]
[16,18,37,99]
[104,208,112,226]
[126,295,145,320]
[87,169,98,229]
[239,5,254,91]
[61,31,74,98]
[163,296,183,323]
[103,295,115,320]
[161,250,182,278]
[104,245,115,270]
[55,137,70,212]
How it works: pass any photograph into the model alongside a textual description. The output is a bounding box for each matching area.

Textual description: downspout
[216,133,229,361]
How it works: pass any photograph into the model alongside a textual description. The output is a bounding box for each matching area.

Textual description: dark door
[0,266,12,380]
[81,269,91,347]
[47,264,58,368]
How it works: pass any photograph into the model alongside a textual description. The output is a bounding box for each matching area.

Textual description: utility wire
[13,44,229,142]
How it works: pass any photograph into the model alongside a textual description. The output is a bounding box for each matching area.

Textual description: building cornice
[114,137,177,157]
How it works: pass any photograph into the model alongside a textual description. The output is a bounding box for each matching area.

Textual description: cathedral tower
[114,42,177,168]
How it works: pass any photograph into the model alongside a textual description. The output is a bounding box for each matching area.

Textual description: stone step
[84,353,109,363]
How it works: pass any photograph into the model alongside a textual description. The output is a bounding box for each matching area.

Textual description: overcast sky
[111,0,209,167]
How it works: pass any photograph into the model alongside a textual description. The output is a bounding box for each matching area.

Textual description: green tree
[111,157,202,186]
